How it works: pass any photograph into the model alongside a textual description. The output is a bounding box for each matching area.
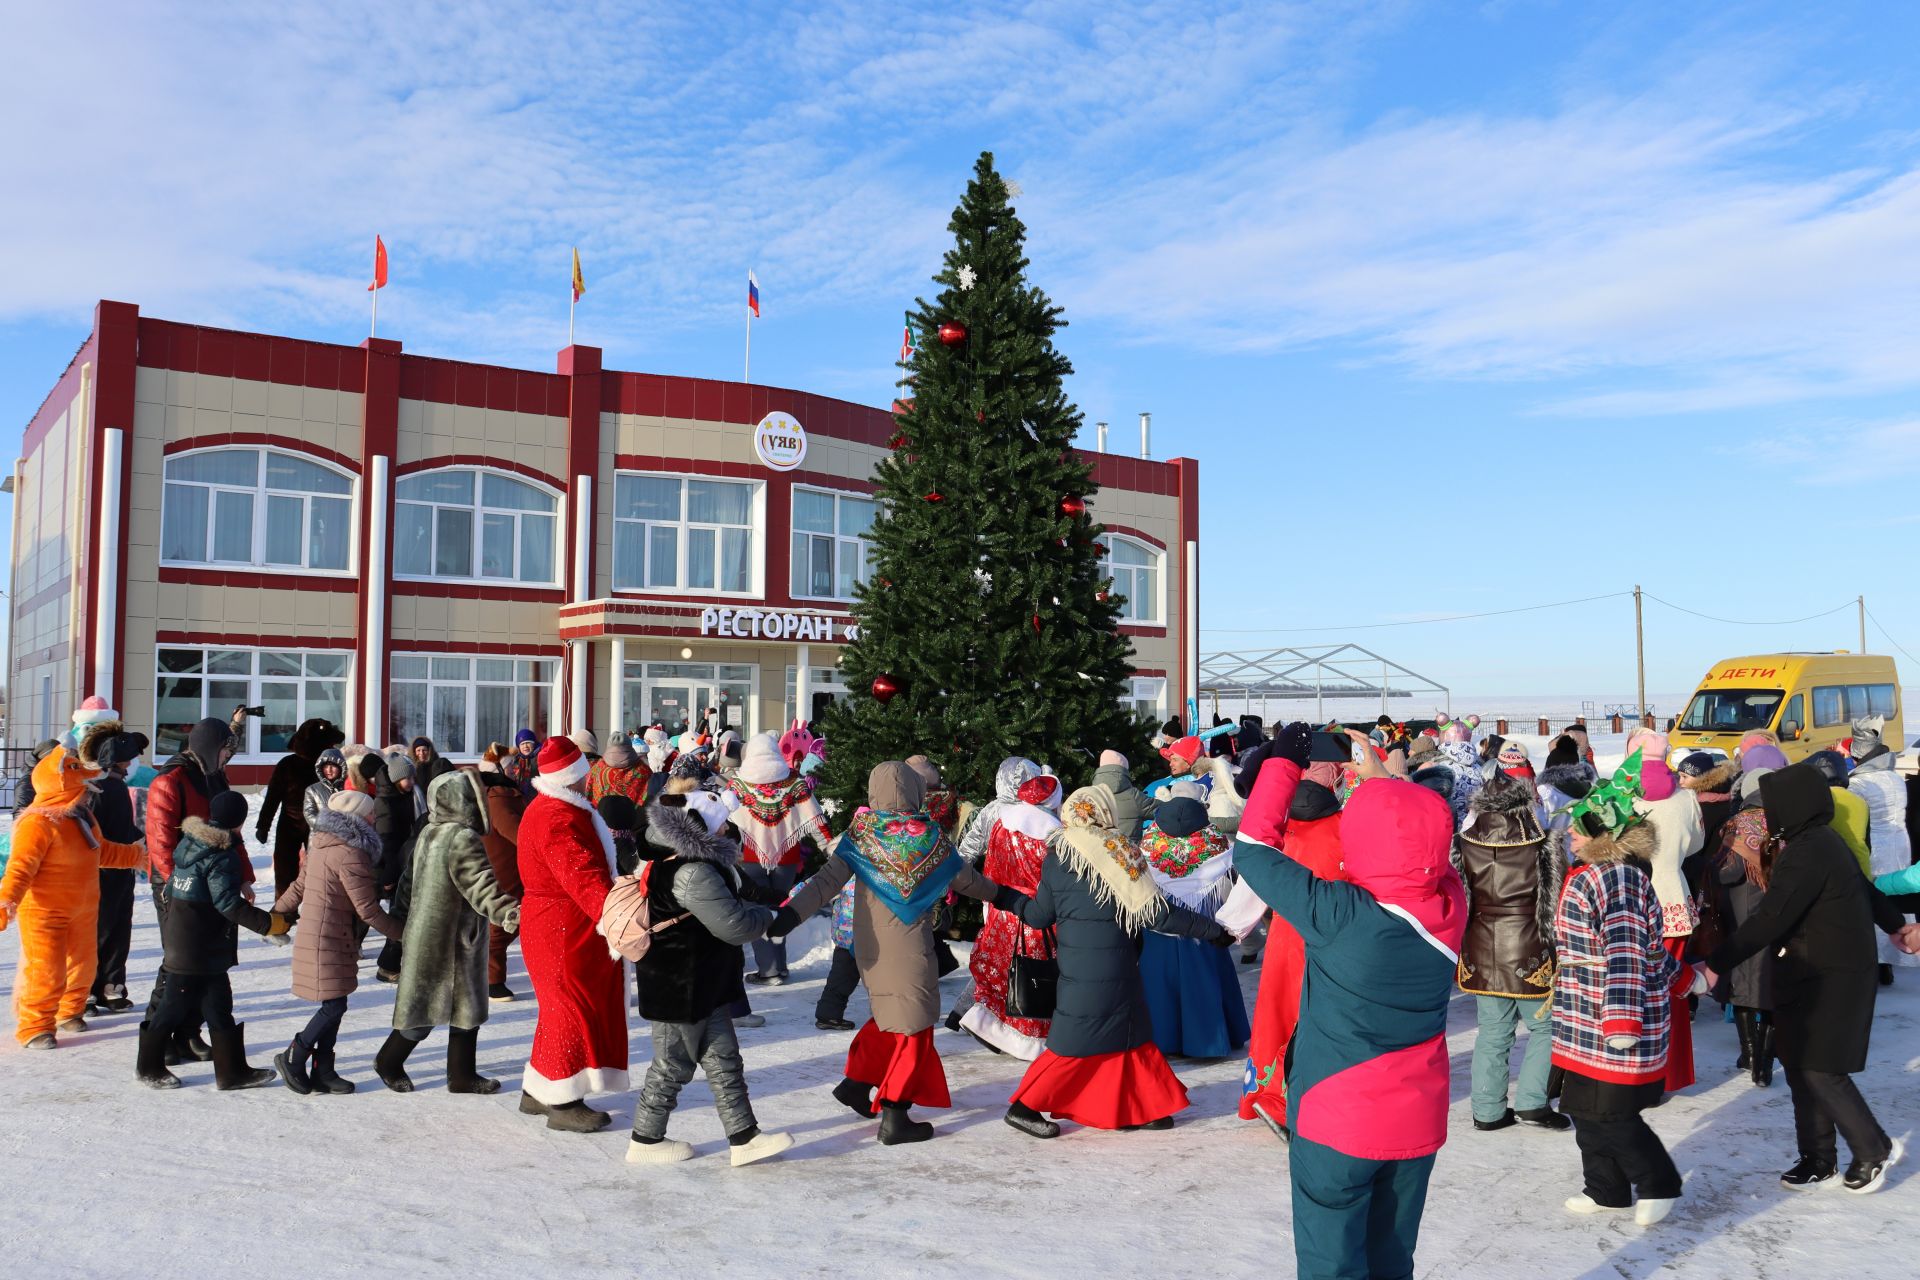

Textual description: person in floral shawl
[1138,796,1250,1058]
[724,731,832,985]
[772,761,1019,1146]
[959,773,1064,1059]
[585,733,651,809]
[999,785,1232,1139]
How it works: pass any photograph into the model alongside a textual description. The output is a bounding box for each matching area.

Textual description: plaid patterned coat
[1550,822,1680,1086]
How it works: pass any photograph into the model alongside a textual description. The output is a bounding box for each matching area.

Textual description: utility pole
[1859,595,1867,653]
[1634,584,1647,725]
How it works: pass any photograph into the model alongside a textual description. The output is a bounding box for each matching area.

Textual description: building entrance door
[630,662,758,738]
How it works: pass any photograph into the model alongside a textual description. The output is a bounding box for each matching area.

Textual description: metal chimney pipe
[1138,412,1151,459]
[1095,421,1108,452]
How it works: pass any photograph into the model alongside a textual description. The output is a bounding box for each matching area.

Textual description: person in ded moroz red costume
[515,736,630,1131]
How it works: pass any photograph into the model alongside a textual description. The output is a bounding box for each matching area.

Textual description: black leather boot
[877,1100,934,1145]
[1733,1007,1757,1071]
[1751,1016,1775,1088]
[276,1037,314,1095]
[310,1048,356,1094]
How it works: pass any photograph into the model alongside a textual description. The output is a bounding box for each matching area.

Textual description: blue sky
[5,0,1920,703]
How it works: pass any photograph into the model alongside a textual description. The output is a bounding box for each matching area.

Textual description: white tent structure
[1198,643,1450,723]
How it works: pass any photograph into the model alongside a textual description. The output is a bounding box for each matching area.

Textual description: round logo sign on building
[753,411,807,471]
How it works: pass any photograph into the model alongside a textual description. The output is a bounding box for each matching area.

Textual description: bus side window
[1778,693,1804,740]
[1859,684,1898,720]
[1812,686,1845,726]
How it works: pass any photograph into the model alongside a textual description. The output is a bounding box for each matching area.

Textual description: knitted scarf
[1051,786,1164,934]
[837,809,963,924]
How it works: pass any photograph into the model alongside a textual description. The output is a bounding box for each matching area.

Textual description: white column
[1183,539,1200,729]
[571,473,593,602]
[608,637,627,734]
[569,639,589,734]
[362,455,391,743]
[93,427,125,705]
[794,642,811,726]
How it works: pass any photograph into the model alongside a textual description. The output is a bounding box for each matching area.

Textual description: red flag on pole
[368,236,388,291]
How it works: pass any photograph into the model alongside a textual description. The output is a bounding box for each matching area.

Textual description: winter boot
[832,1076,876,1117]
[166,1029,213,1066]
[1004,1102,1060,1139]
[276,1037,315,1095]
[1751,1018,1775,1089]
[309,1048,356,1094]
[374,1030,418,1093]
[876,1100,933,1145]
[209,1023,278,1091]
[57,1015,88,1034]
[728,1127,794,1167]
[136,1021,182,1090]
[1733,1007,1757,1072]
[518,1094,612,1133]
[447,1026,499,1095]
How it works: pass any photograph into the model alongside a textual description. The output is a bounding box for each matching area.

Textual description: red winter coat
[516,781,629,1104]
[147,755,253,887]
[1240,788,1346,1126]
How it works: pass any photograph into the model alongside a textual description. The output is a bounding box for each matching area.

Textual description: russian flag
[748,271,760,318]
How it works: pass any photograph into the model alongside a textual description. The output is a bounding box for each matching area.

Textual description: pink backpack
[597,862,691,962]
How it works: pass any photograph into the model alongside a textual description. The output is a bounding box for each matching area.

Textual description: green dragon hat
[1565,748,1645,836]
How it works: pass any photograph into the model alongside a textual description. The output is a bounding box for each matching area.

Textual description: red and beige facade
[8,301,1200,782]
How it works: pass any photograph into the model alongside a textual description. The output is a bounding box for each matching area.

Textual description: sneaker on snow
[105,994,134,1013]
[626,1137,694,1165]
[488,983,516,1002]
[24,1033,57,1050]
[1516,1107,1573,1132]
[1564,1194,1628,1215]
[733,1013,766,1028]
[745,973,787,987]
[729,1130,794,1167]
[1634,1196,1679,1226]
[376,968,399,984]
[1843,1137,1905,1195]
[815,1017,856,1031]
[1780,1158,1837,1190]
[1473,1110,1518,1132]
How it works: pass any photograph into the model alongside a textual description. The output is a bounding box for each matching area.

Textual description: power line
[1200,590,1634,634]
[1865,605,1920,669]
[1640,593,1857,627]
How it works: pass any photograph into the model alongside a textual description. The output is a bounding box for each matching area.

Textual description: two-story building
[8,301,1199,781]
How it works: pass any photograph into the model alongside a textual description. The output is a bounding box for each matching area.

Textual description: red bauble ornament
[1060,495,1086,518]
[924,491,944,503]
[976,410,985,422]
[1096,589,1109,602]
[1031,613,1043,633]
[888,432,909,450]
[872,673,900,703]
[938,322,967,346]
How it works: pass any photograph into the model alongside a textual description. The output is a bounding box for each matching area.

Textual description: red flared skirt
[1662,935,1696,1092]
[1010,1044,1191,1130]
[845,1021,950,1111]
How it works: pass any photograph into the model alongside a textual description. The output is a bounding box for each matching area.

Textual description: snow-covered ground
[3,811,1918,1279]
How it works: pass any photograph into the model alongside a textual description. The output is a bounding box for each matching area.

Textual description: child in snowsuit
[628,790,792,1167]
[138,791,290,1088]
[0,729,148,1047]
[1231,726,1467,1280]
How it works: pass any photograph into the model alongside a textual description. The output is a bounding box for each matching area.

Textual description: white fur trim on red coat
[520,1062,632,1106]
[531,773,619,874]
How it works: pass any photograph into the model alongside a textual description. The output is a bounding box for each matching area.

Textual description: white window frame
[151,645,353,763]
[392,466,564,588]
[159,447,358,576]
[624,660,760,738]
[388,652,561,758]
[783,662,851,723]
[1098,533,1165,625]
[1125,676,1168,720]
[790,485,877,603]
[611,471,764,599]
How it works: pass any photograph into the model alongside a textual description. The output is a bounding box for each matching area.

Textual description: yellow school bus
[1670,652,1903,763]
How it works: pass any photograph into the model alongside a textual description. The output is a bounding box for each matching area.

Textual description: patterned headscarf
[1051,785,1163,933]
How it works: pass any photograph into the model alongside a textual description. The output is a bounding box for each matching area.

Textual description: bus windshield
[1678,689,1783,733]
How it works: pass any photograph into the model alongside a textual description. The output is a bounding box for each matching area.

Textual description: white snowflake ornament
[956,265,977,291]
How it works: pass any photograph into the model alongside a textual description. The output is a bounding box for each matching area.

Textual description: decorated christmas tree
[820,152,1148,811]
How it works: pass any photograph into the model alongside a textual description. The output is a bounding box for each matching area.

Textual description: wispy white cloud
[1750,415,1920,484]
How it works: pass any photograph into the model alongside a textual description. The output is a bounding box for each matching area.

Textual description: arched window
[1097,533,1163,624]
[394,468,560,584]
[161,447,354,571]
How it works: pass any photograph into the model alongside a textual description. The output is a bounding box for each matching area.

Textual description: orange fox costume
[1,727,146,1046]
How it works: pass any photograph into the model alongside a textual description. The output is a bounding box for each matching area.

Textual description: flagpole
[568,290,576,347]
[744,305,752,383]
[370,285,378,339]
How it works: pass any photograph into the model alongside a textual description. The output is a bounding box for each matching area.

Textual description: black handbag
[1005,927,1059,1021]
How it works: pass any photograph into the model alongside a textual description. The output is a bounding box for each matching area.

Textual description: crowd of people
[4,697,1920,1279]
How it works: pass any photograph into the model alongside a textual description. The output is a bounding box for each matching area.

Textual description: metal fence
[0,746,42,812]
